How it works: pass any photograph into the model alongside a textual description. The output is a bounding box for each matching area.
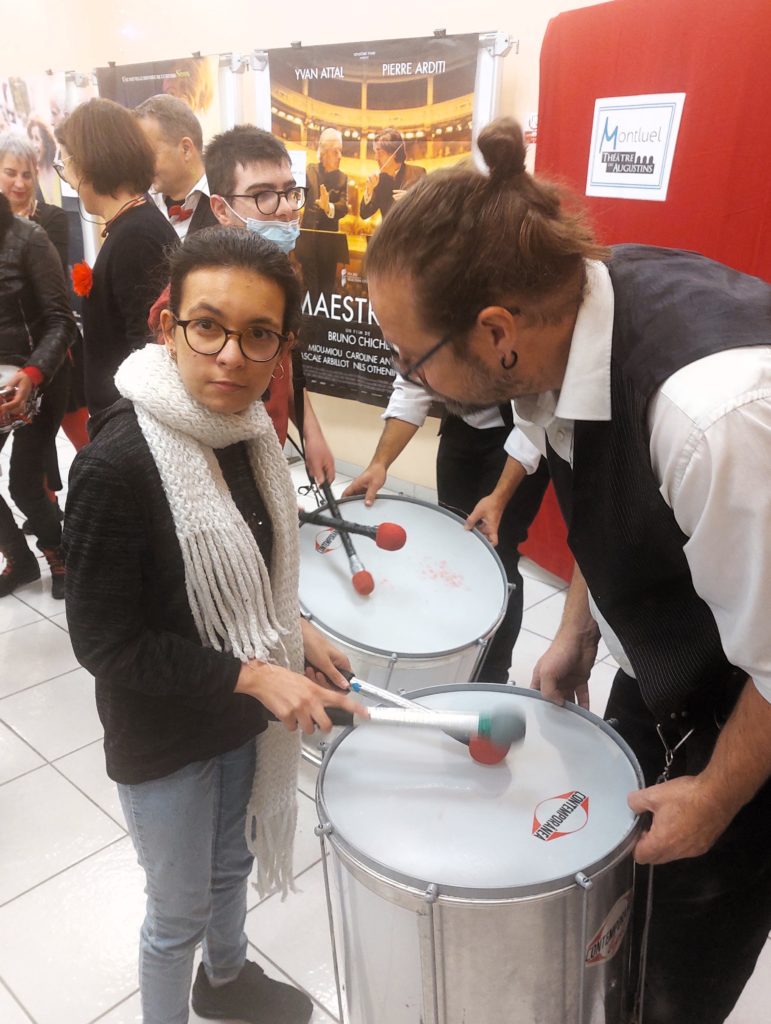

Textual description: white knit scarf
[115,345,303,896]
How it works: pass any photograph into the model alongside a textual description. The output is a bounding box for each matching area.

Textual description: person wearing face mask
[295,127,349,303]
[205,125,336,484]
[54,98,177,416]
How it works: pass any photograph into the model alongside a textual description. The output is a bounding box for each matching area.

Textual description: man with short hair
[296,127,349,302]
[206,125,335,483]
[135,94,217,239]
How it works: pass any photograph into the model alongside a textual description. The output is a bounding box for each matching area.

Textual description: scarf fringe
[180,530,282,661]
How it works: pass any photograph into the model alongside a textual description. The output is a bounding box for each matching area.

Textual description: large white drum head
[319,687,642,894]
[299,496,507,657]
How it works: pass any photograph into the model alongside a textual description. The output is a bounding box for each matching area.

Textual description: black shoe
[191,961,313,1024]
[0,543,41,597]
[40,545,65,600]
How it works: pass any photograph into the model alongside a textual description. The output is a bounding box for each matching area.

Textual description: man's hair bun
[477,118,527,183]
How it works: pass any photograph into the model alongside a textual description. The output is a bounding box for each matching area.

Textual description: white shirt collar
[149,172,210,209]
[513,258,615,428]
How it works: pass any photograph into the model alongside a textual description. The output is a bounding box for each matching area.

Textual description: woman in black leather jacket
[0,191,77,597]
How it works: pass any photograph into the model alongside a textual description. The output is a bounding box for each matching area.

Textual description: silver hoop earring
[271,360,286,381]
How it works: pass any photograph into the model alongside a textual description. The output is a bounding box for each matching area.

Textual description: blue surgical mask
[222,199,300,254]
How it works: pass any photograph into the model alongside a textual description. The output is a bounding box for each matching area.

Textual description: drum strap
[633,724,695,1024]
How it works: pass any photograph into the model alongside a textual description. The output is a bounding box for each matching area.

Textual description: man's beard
[421,356,523,415]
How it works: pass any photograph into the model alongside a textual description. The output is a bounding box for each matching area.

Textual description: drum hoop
[301,494,510,660]
[317,685,645,902]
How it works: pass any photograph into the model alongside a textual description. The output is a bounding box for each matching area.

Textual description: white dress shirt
[512,260,771,702]
[384,373,543,474]
[149,173,210,240]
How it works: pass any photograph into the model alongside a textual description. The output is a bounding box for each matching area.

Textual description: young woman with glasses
[64,226,364,1024]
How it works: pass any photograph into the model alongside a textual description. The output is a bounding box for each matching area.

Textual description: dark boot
[0,539,41,597]
[39,545,65,600]
[191,961,313,1024]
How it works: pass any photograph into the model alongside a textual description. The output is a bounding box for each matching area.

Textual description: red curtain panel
[521,0,771,581]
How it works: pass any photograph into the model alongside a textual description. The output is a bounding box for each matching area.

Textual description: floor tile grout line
[0,974,35,1024]
[0,833,127,911]
[0,661,88,702]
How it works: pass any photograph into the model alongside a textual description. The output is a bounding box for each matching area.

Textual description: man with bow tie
[135,94,217,240]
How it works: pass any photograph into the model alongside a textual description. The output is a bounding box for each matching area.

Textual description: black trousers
[0,364,69,551]
[605,672,771,1024]
[436,418,550,683]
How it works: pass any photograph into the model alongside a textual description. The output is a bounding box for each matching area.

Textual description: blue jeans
[118,740,257,1024]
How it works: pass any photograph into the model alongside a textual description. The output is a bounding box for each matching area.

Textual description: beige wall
[6,0,605,487]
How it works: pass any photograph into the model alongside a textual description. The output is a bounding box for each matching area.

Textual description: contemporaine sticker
[585,92,685,201]
[532,790,589,842]
[585,891,633,966]
[315,529,342,554]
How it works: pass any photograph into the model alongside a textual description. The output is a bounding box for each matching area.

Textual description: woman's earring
[271,359,286,381]
[500,351,518,370]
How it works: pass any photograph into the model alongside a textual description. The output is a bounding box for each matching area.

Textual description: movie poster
[266,34,480,406]
[96,55,221,142]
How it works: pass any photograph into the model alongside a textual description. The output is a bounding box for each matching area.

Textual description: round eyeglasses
[173,317,288,362]
[52,154,74,182]
[226,186,307,217]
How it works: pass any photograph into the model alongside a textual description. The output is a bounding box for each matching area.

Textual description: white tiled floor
[0,443,767,1023]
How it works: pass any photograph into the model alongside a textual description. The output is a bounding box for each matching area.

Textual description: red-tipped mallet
[326,704,526,764]
[319,481,375,595]
[299,509,407,551]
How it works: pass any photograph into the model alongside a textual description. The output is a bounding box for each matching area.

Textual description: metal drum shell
[316,685,644,1024]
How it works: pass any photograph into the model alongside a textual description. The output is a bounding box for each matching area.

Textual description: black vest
[546,245,771,720]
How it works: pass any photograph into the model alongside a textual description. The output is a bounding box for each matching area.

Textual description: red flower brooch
[71,261,93,298]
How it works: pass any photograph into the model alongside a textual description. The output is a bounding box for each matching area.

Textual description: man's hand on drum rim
[341,462,387,507]
[530,631,597,710]
[628,775,734,865]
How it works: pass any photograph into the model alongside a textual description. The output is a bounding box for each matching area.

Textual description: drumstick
[325,703,526,764]
[319,481,374,596]
[299,509,407,551]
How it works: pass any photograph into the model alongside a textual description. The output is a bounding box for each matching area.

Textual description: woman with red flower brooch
[54,99,177,415]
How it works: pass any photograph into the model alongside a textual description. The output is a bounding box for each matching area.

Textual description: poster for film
[96,56,221,142]
[267,35,480,405]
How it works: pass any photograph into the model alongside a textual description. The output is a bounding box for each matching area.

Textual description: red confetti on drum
[420,560,464,588]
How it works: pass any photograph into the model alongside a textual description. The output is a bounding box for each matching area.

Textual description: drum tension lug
[575,871,593,891]
[314,822,334,837]
[424,883,439,904]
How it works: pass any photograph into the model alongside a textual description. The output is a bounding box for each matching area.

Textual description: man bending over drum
[361,117,771,1024]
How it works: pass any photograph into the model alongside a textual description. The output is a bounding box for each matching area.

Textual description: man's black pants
[436,418,550,684]
[606,672,771,1024]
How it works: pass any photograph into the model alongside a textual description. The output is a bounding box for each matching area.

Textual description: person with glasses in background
[54,98,177,415]
[64,226,365,1024]
[205,124,336,484]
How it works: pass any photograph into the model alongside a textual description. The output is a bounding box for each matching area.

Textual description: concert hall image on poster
[266,34,480,406]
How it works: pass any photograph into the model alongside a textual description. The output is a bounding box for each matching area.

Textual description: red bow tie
[168,205,193,221]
